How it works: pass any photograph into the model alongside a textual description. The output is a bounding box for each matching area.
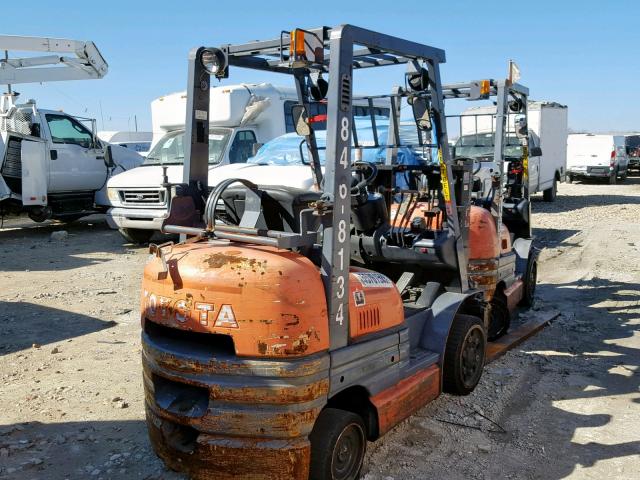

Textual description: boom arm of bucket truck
[0,35,108,85]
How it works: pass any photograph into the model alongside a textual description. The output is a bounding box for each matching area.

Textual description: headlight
[107,188,119,203]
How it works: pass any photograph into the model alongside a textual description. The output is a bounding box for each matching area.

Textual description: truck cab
[0,96,143,222]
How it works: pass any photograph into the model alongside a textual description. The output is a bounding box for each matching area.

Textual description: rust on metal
[370,364,440,437]
[147,407,311,480]
[209,378,330,405]
[468,258,498,300]
[144,343,330,378]
[503,279,524,311]
[141,243,330,357]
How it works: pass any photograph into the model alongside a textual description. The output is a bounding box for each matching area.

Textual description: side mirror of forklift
[411,97,432,131]
[530,146,542,157]
[104,145,115,168]
[292,104,311,136]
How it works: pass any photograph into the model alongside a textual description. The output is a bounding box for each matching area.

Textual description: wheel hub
[332,424,364,480]
[461,327,484,387]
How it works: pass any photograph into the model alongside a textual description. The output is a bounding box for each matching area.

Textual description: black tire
[28,206,52,223]
[567,175,574,184]
[488,291,511,341]
[119,228,154,245]
[443,314,487,396]
[309,408,366,480]
[542,178,557,202]
[608,171,617,185]
[520,251,538,307]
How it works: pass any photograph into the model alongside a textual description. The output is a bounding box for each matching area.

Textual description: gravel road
[1,178,639,479]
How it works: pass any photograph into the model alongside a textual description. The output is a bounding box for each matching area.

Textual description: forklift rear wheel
[309,408,366,480]
[443,314,486,396]
[119,228,154,245]
[542,179,557,202]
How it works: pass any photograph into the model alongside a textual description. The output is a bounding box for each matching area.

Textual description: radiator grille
[119,189,165,206]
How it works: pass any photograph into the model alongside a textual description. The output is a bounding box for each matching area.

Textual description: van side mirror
[530,146,542,157]
[104,145,115,168]
[252,142,264,156]
[410,96,432,131]
[291,104,311,136]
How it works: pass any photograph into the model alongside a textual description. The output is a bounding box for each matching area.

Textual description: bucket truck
[0,35,142,223]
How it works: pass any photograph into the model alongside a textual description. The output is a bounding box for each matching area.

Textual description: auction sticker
[353,272,394,288]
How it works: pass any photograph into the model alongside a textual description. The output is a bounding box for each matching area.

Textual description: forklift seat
[220,185,321,233]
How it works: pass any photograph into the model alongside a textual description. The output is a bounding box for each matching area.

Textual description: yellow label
[438,148,451,202]
[522,145,529,182]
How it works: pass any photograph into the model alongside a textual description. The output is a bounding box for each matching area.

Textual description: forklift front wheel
[443,314,486,396]
[309,408,367,480]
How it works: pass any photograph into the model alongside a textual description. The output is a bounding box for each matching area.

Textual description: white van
[567,134,629,184]
[106,84,391,243]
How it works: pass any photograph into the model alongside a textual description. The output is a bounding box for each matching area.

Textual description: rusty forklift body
[140,25,538,479]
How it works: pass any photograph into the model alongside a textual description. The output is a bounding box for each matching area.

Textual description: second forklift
[140,25,539,479]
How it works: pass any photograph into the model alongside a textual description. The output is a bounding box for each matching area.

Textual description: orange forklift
[140,25,539,479]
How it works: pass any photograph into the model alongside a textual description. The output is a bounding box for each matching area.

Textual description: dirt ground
[1,178,639,480]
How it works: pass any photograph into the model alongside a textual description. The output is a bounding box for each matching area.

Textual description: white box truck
[454,101,568,201]
[105,83,299,243]
[567,134,629,183]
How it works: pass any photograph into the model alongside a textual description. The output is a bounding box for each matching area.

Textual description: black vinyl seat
[220,186,321,233]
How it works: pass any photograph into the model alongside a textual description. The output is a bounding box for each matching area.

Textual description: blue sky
[5,0,639,133]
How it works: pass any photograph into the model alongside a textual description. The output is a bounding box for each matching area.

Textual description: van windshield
[144,128,232,165]
[455,133,523,158]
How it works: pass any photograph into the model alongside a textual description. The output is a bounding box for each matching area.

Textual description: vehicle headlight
[107,188,120,203]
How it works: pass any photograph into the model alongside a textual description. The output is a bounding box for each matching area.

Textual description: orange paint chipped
[141,242,329,357]
[370,364,440,436]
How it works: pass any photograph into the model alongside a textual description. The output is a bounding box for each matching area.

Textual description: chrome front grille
[119,189,166,206]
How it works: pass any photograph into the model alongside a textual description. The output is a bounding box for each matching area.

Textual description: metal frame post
[427,61,469,292]
[322,26,354,351]
[183,47,211,189]
[493,81,508,237]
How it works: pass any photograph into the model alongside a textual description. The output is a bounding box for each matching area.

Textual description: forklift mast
[441,79,532,239]
[177,25,468,351]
